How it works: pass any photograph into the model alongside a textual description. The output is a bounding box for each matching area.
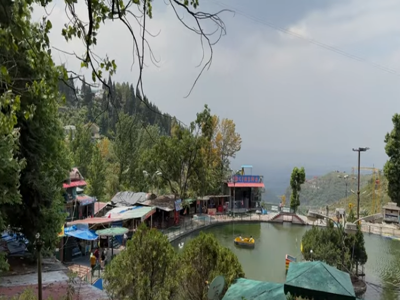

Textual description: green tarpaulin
[222,278,286,300]
[95,227,129,237]
[284,261,356,300]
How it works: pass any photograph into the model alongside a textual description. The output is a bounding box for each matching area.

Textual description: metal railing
[161,212,271,241]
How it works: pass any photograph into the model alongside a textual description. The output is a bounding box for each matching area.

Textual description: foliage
[0,0,71,254]
[347,205,356,223]
[87,143,106,202]
[289,167,306,213]
[285,171,372,208]
[70,124,94,177]
[301,221,368,273]
[329,173,390,215]
[104,223,178,300]
[178,232,245,300]
[384,114,400,206]
[143,105,221,198]
[214,117,242,182]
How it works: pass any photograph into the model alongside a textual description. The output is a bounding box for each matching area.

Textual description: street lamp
[35,233,43,300]
[338,174,349,199]
[352,147,369,220]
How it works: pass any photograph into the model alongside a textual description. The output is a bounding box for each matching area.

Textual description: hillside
[329,174,390,215]
[284,171,372,208]
[58,77,174,136]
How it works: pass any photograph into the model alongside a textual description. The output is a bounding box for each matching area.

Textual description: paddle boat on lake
[234,236,255,248]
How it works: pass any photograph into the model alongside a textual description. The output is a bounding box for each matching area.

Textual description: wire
[212,0,400,77]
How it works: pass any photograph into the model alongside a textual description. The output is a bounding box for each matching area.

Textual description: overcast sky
[32,0,400,178]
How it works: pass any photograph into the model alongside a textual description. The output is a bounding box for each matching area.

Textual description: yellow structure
[351,167,382,214]
[281,195,286,206]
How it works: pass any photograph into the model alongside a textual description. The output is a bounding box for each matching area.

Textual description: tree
[214,117,242,179]
[113,114,141,188]
[178,232,245,300]
[352,224,368,275]
[144,105,219,198]
[87,144,106,201]
[347,203,356,223]
[1,0,71,252]
[301,221,367,274]
[104,224,178,300]
[384,114,400,205]
[70,124,94,178]
[289,167,306,213]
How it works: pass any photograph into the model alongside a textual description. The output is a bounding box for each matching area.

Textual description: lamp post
[352,147,370,220]
[35,233,43,300]
[338,174,349,199]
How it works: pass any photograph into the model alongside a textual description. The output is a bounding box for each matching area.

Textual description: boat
[285,254,296,272]
[234,236,255,248]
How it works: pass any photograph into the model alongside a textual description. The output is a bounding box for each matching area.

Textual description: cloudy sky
[33,0,400,182]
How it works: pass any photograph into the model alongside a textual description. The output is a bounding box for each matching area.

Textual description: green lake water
[172,222,400,300]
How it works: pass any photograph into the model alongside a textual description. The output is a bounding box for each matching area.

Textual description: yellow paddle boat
[234,236,255,248]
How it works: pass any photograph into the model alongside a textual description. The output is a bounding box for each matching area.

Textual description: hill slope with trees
[284,171,372,208]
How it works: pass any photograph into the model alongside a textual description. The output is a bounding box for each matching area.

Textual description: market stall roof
[116,206,156,221]
[110,191,154,207]
[76,195,96,206]
[94,202,107,215]
[141,195,176,212]
[95,227,129,237]
[284,261,356,300]
[222,278,285,300]
[197,195,230,201]
[64,227,98,241]
[66,217,121,226]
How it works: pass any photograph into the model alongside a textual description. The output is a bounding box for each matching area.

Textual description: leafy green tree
[113,113,141,188]
[352,224,368,274]
[144,105,221,198]
[104,224,178,300]
[70,124,93,178]
[290,167,306,213]
[87,144,106,201]
[1,0,71,251]
[0,92,26,271]
[384,114,400,205]
[301,221,367,274]
[178,232,245,300]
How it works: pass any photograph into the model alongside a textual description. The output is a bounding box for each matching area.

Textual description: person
[93,248,99,262]
[239,236,243,241]
[100,250,106,269]
[249,236,254,242]
[123,233,128,246]
[90,253,96,275]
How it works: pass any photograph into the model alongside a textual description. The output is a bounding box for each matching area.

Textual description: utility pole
[35,233,43,300]
[352,147,369,220]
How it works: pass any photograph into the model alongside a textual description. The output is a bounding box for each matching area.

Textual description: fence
[161,212,272,241]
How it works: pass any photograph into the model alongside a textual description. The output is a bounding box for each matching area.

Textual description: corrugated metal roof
[222,278,286,300]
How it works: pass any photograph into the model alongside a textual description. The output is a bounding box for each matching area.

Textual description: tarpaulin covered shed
[110,192,153,207]
[222,278,286,300]
[64,224,98,241]
[284,261,356,300]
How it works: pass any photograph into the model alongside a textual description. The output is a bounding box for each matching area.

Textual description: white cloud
[32,0,400,171]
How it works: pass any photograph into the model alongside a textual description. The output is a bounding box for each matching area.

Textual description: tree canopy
[104,226,244,300]
[384,114,400,205]
[289,167,306,213]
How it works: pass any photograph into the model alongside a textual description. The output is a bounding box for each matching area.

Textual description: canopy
[96,227,129,237]
[284,261,356,300]
[64,228,98,241]
[222,278,285,300]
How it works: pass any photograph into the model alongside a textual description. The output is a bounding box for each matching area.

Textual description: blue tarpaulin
[64,226,98,241]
